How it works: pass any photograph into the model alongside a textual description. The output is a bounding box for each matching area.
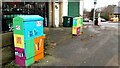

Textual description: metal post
[93,0,97,26]
[93,4,96,26]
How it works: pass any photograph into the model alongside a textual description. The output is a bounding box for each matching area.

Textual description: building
[109,6,120,22]
[48,1,63,27]
[50,0,84,27]
[62,0,84,17]
[108,1,120,22]
[2,0,84,31]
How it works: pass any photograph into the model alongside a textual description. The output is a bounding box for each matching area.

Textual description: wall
[1,32,14,65]
[48,1,63,27]
[59,2,63,27]
[118,1,120,7]
[63,0,68,16]
[79,0,84,16]
[48,2,55,27]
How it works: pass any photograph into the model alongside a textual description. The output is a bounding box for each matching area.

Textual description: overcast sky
[84,0,120,11]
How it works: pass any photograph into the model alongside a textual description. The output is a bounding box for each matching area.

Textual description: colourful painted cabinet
[25,39,35,59]
[13,15,45,66]
[13,15,44,40]
[15,47,34,66]
[72,17,83,35]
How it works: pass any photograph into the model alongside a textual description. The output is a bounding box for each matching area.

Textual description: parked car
[101,18,106,22]
[110,17,119,22]
[90,17,106,22]
[83,18,89,22]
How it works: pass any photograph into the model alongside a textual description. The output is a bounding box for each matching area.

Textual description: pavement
[4,22,119,67]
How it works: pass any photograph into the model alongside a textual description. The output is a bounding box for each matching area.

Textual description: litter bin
[63,16,73,27]
[94,18,98,26]
[13,15,45,66]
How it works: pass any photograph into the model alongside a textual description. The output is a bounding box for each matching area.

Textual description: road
[84,21,119,28]
[32,22,119,66]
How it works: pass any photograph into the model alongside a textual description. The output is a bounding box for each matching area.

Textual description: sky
[84,0,120,11]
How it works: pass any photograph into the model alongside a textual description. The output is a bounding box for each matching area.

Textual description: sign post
[93,0,97,26]
[98,12,100,17]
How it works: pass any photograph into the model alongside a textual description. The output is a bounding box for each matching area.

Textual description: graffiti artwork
[16,37,21,44]
[15,50,24,58]
[35,39,42,51]
[16,25,20,30]
[36,21,42,26]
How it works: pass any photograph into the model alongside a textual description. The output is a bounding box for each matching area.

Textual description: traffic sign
[98,13,100,17]
[94,0,97,4]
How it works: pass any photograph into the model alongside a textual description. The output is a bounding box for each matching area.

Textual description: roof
[114,7,120,14]
[14,15,44,22]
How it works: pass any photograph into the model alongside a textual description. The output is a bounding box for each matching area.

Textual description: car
[92,17,107,22]
[83,18,89,22]
[88,17,107,22]
[101,18,106,22]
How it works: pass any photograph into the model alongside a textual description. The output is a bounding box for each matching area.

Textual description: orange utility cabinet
[34,53,44,62]
[34,36,45,55]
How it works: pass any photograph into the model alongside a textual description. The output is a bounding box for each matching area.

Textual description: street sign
[98,13,100,17]
[94,0,97,4]
[94,0,97,2]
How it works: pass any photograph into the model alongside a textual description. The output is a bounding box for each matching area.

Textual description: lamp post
[93,0,97,25]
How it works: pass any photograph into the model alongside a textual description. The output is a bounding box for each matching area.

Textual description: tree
[100,5,116,20]
[83,8,90,18]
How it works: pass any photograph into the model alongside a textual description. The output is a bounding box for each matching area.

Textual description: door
[68,2,79,17]
[34,36,45,56]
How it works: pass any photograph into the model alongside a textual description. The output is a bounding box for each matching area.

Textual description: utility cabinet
[13,15,45,66]
[72,17,83,35]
